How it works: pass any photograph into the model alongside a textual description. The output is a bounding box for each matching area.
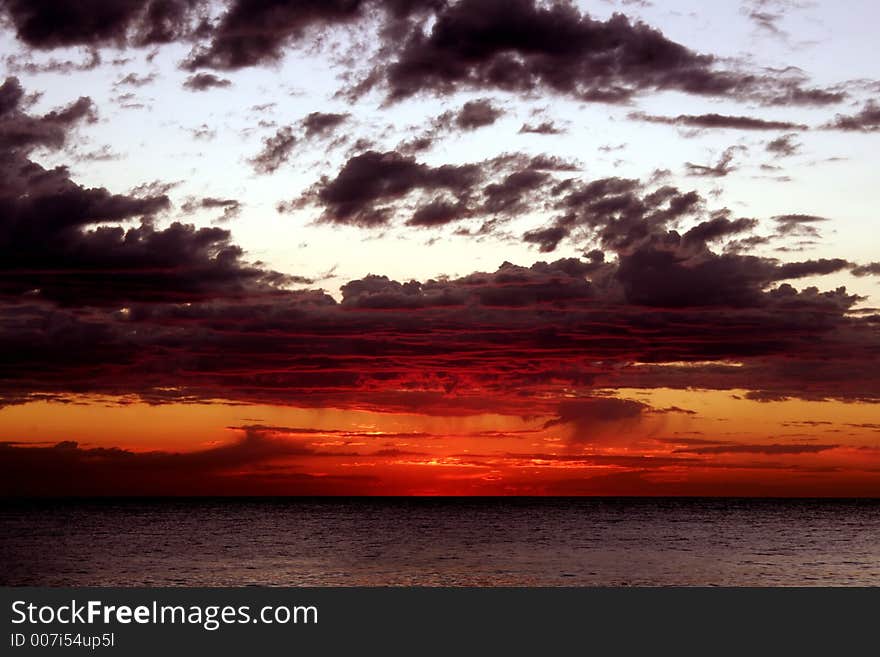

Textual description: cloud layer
[0,76,876,415]
[0,4,877,497]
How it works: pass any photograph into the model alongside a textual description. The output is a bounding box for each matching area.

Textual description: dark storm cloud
[182,0,364,70]
[182,72,232,91]
[0,0,849,113]
[514,176,858,312]
[823,101,880,132]
[682,214,757,244]
[0,0,206,48]
[0,0,855,121]
[851,262,880,277]
[0,79,290,306]
[407,199,472,227]
[0,77,25,115]
[523,177,701,253]
[299,149,573,228]
[304,149,482,227]
[773,258,849,280]
[0,77,96,151]
[300,111,349,139]
[181,0,441,71]
[249,126,296,174]
[542,397,646,433]
[482,169,550,215]
[614,249,852,309]
[302,143,858,323]
[200,197,240,209]
[0,204,289,305]
[629,111,808,131]
[451,99,504,130]
[0,246,877,410]
[361,0,844,106]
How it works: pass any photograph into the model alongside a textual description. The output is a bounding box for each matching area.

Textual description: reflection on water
[2,498,878,586]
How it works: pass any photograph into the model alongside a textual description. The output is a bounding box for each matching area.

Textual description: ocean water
[1,498,878,586]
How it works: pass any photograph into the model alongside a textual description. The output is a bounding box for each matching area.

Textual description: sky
[0,0,878,496]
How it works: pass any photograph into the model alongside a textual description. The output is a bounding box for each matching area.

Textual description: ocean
[2,498,878,586]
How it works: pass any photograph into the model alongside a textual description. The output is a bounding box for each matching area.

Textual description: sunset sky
[0,0,878,496]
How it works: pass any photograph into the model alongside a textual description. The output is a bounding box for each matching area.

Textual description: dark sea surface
[1,498,878,586]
